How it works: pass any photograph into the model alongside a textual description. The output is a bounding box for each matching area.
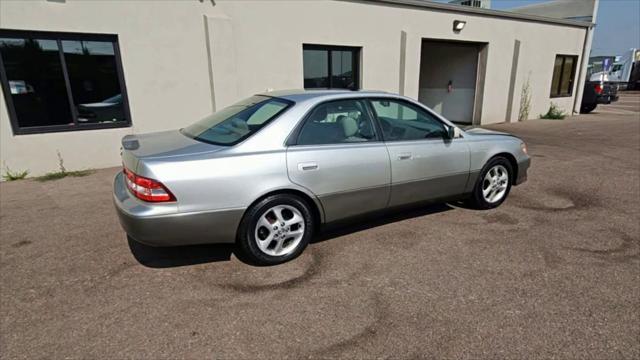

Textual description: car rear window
[181,95,292,145]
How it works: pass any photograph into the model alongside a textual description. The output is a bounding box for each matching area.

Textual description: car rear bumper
[515,157,530,185]
[113,172,244,246]
[597,94,619,104]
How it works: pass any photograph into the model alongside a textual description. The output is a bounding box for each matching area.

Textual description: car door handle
[298,162,319,171]
[398,153,412,160]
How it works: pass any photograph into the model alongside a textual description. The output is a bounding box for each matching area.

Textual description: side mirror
[445,126,461,139]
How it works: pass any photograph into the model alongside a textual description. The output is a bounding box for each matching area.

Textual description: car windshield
[181,95,292,145]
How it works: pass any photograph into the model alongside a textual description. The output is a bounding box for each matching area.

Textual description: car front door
[287,98,391,222]
[368,98,470,207]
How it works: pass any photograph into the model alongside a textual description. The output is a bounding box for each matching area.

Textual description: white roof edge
[346,0,593,29]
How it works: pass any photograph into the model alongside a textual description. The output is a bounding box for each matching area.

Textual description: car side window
[369,99,447,141]
[296,99,377,145]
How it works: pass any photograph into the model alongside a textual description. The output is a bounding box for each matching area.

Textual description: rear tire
[237,194,314,265]
[581,103,597,114]
[467,157,513,210]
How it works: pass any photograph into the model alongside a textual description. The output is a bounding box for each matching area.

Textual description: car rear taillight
[594,84,603,94]
[123,167,176,202]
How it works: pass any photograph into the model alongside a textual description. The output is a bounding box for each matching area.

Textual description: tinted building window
[303,45,359,90]
[303,49,329,88]
[0,30,130,134]
[550,55,578,97]
[331,50,354,89]
[0,38,72,128]
[62,40,126,124]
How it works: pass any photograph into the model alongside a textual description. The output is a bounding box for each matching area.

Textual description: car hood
[122,130,227,160]
[464,128,510,136]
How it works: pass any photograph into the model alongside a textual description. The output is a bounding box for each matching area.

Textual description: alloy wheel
[482,164,509,203]
[254,205,306,257]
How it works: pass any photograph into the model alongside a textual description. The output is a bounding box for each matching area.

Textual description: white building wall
[0,0,587,176]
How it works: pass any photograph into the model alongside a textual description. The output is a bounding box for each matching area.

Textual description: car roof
[258,89,389,102]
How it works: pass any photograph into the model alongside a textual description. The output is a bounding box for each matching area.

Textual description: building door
[418,40,486,125]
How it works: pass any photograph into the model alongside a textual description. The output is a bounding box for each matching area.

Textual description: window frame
[302,44,361,91]
[550,54,578,98]
[287,97,382,147]
[0,29,132,135]
[366,97,450,142]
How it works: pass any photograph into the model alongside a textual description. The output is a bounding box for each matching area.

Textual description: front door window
[369,99,447,141]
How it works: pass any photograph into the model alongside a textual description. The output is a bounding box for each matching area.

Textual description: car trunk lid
[121,130,227,172]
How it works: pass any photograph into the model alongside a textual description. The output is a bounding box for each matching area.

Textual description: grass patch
[540,102,566,120]
[35,169,94,182]
[33,150,94,182]
[2,167,29,181]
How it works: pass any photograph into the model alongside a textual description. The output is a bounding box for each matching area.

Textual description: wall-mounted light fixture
[453,20,467,32]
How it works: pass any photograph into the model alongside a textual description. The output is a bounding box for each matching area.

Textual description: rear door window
[296,99,377,145]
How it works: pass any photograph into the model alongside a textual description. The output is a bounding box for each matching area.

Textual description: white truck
[589,48,640,89]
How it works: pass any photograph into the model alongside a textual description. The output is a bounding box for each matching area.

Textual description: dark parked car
[580,80,619,114]
[629,60,640,90]
[77,94,125,123]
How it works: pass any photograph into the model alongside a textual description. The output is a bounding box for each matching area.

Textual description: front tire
[237,194,314,265]
[468,157,513,209]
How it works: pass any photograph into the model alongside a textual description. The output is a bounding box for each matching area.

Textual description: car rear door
[368,98,470,207]
[286,98,391,222]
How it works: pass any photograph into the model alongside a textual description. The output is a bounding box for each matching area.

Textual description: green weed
[540,102,566,120]
[2,167,29,181]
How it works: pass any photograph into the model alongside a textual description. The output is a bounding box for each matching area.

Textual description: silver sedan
[114,90,530,265]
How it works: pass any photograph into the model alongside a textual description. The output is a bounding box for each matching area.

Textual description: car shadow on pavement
[128,202,454,268]
[313,202,454,244]
[127,236,235,268]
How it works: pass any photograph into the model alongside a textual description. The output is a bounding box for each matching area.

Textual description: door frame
[418,38,488,126]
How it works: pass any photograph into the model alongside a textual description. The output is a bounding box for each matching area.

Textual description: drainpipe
[573,0,599,114]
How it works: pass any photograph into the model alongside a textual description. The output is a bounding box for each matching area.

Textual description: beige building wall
[0,0,587,176]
